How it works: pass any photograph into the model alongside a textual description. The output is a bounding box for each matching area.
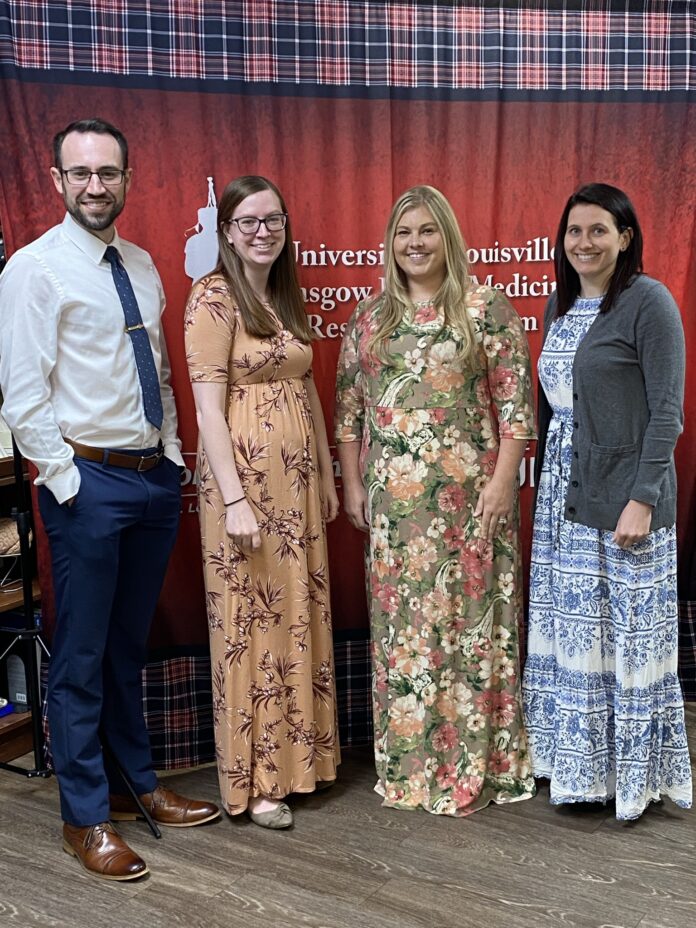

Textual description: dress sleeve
[184,276,236,383]
[480,289,536,441]
[334,304,365,443]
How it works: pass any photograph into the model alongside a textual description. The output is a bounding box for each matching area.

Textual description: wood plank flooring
[1,708,694,928]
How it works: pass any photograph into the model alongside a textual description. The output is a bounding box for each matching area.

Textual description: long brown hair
[367,185,477,363]
[214,175,312,341]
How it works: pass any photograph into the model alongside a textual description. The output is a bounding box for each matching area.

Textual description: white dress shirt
[0,213,184,503]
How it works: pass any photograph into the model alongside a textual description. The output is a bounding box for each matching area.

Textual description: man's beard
[67,194,125,232]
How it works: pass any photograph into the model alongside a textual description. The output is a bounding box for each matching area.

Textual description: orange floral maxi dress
[185,275,340,814]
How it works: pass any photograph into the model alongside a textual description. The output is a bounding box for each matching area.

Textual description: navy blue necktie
[104,245,164,430]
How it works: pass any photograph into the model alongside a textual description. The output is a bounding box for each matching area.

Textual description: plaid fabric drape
[679,601,696,702]
[0,1,693,91]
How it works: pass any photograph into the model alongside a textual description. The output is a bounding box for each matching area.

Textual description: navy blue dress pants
[39,453,181,826]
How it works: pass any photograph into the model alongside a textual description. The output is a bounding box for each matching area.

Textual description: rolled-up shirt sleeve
[0,252,80,503]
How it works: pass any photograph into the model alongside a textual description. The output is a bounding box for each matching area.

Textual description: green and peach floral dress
[335,285,536,816]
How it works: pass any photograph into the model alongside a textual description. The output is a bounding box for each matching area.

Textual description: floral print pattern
[335,286,536,815]
[185,275,339,814]
[522,296,692,820]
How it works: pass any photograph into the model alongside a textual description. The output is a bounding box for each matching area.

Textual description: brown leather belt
[65,438,164,472]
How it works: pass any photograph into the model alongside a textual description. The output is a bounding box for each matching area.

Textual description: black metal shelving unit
[0,440,51,777]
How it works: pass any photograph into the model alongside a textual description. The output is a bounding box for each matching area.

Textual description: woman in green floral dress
[335,186,536,816]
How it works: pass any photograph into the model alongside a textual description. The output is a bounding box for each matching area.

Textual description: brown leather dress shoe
[63,822,148,881]
[110,783,221,827]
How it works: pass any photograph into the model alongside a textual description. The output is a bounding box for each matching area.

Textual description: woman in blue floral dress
[522,183,692,820]
[335,186,536,816]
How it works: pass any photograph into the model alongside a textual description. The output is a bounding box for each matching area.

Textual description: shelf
[0,711,33,763]
[0,455,26,487]
[0,446,46,773]
[0,577,40,614]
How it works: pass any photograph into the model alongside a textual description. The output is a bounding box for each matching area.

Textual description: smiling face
[564,203,632,297]
[224,188,286,282]
[50,131,131,242]
[392,205,446,297]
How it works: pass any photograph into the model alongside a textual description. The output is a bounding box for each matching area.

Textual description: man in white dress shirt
[0,118,219,881]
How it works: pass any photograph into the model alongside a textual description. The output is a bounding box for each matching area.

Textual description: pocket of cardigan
[587,441,639,501]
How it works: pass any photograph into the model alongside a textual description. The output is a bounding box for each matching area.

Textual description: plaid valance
[0,1,693,92]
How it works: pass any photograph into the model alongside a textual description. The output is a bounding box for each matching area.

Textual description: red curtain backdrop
[1,2,694,760]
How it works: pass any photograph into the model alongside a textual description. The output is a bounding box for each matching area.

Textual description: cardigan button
[573,421,579,429]
[573,451,579,459]
[573,393,578,400]
[572,480,579,487]
[567,507,576,515]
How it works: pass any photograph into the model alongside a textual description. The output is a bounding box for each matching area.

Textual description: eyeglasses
[229,213,287,235]
[60,168,127,187]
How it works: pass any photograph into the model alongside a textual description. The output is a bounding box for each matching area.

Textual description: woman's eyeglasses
[229,213,288,235]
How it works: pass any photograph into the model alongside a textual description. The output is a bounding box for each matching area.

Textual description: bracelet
[224,495,246,507]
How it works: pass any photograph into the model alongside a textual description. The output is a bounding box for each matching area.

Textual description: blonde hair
[367,185,477,363]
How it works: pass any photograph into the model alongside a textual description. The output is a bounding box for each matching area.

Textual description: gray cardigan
[534,275,685,532]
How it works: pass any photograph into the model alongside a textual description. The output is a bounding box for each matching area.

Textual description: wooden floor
[1,711,695,928]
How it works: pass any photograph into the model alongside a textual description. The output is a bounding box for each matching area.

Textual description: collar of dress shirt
[61,212,124,265]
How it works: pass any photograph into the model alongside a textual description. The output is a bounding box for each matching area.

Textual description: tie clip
[125,323,145,333]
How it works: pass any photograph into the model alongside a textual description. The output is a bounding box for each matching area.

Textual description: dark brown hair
[554,182,643,317]
[214,175,312,341]
[53,117,128,169]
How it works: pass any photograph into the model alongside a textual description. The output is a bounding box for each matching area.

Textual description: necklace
[411,298,435,308]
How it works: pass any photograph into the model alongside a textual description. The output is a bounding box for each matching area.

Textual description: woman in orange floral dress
[185,176,340,828]
[335,186,536,816]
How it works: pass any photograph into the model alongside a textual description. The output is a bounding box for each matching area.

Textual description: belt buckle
[137,448,163,472]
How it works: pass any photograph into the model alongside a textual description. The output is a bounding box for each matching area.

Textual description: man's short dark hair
[53,118,129,170]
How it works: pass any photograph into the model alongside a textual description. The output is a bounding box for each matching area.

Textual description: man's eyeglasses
[229,213,287,235]
[60,168,127,187]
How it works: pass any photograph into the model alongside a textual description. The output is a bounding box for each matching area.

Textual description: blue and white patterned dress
[522,296,692,820]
